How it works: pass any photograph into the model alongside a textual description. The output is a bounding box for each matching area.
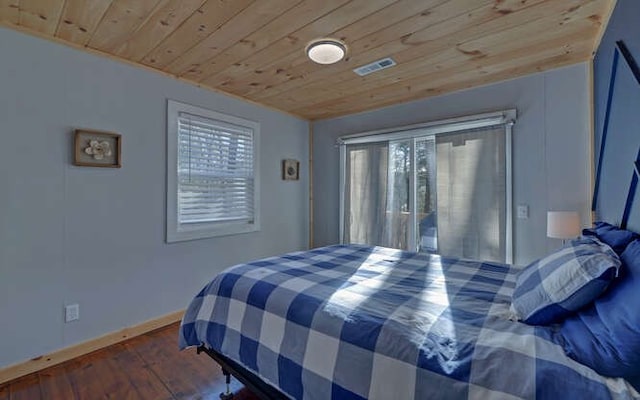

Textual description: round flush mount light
[306,39,346,65]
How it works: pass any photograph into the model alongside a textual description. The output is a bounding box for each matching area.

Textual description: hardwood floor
[0,323,260,399]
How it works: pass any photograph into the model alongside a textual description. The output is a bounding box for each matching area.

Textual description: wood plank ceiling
[0,0,615,120]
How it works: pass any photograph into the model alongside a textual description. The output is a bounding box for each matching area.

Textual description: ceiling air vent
[353,57,396,76]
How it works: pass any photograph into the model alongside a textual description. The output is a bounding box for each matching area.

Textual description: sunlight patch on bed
[322,252,395,321]
[416,259,461,374]
[394,258,455,336]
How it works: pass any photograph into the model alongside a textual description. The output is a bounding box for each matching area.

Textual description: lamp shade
[547,211,581,239]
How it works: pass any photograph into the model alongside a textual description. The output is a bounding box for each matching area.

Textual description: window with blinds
[167,100,260,242]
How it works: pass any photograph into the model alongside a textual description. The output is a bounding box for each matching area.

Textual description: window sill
[166,223,260,243]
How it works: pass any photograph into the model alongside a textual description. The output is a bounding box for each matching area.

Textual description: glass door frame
[338,109,516,263]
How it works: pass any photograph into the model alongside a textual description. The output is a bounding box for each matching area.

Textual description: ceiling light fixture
[306,39,346,65]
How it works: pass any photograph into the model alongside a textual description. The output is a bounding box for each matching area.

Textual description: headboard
[592,41,640,231]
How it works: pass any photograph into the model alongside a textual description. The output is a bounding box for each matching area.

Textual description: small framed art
[73,129,122,168]
[282,159,300,180]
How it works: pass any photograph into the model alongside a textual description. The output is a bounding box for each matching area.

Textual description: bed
[180,39,640,400]
[179,244,638,399]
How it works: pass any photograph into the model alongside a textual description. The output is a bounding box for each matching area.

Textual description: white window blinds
[167,99,260,242]
[177,112,255,225]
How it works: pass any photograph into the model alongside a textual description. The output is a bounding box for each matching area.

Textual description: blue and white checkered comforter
[179,244,638,399]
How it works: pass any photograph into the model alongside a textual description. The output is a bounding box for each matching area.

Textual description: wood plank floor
[0,323,260,399]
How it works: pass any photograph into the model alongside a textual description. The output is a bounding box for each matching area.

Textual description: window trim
[166,99,260,243]
[338,109,516,263]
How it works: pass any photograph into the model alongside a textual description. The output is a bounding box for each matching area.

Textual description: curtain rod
[336,109,517,146]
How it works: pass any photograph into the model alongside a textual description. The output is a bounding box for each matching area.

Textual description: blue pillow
[510,237,620,325]
[582,221,638,254]
[558,239,640,390]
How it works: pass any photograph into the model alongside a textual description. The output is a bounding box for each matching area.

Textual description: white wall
[0,27,309,368]
[312,63,592,265]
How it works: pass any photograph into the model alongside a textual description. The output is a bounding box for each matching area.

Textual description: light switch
[517,205,529,219]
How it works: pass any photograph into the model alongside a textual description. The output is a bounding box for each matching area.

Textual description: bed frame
[196,345,289,399]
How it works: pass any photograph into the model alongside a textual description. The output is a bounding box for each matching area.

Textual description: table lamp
[547,211,581,244]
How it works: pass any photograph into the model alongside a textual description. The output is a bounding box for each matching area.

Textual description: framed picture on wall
[282,159,300,180]
[73,129,122,168]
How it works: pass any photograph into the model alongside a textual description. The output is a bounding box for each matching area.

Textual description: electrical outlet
[517,204,529,219]
[65,304,79,323]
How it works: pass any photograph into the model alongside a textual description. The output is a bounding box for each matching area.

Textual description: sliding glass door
[340,112,514,263]
[431,127,507,262]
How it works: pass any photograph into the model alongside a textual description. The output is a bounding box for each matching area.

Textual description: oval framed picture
[282,159,300,181]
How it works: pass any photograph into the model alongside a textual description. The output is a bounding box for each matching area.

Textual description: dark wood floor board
[62,343,172,400]
[8,374,42,400]
[63,349,113,399]
[37,365,75,399]
[126,325,243,399]
[0,323,258,400]
[103,342,174,400]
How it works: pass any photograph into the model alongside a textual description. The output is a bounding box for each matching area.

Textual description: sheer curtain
[343,142,391,247]
[342,124,508,263]
[434,126,506,262]
[343,140,418,249]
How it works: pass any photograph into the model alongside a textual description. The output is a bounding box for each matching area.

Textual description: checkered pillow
[510,237,621,325]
